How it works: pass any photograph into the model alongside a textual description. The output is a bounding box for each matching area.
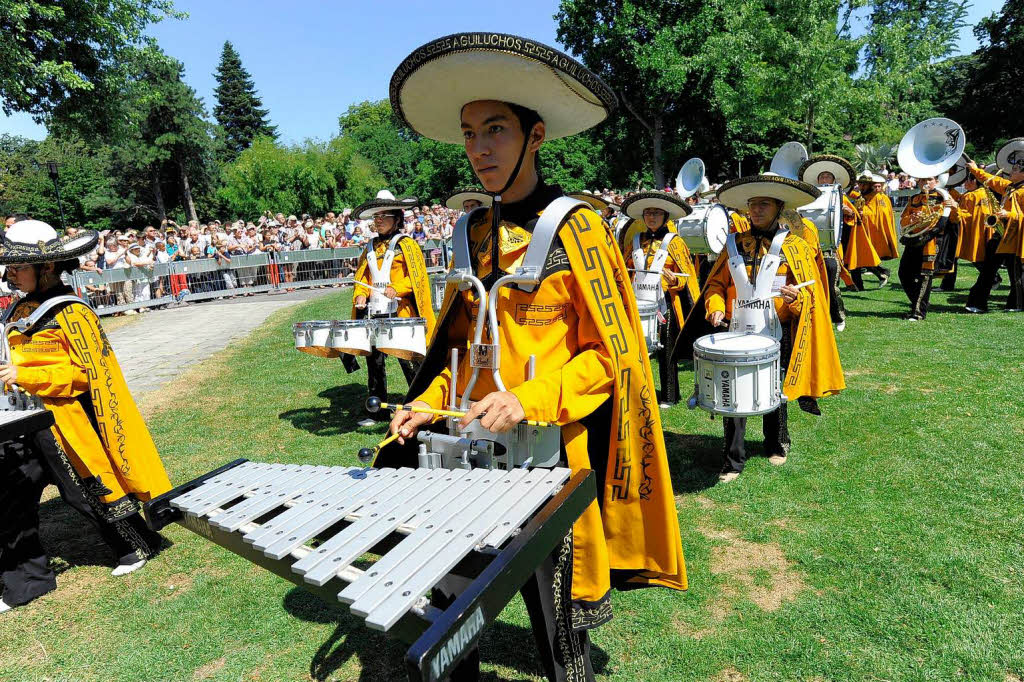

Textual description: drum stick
[365,397,552,427]
[770,279,815,297]
[628,268,688,277]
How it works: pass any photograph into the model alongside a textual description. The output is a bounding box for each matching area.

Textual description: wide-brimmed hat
[389,32,617,144]
[354,190,418,220]
[856,170,886,184]
[0,220,98,265]
[716,173,820,210]
[800,155,855,190]
[621,191,692,221]
[444,187,492,211]
[996,137,1024,172]
[568,192,611,212]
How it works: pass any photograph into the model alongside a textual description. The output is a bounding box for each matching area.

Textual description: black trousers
[966,235,1005,311]
[939,262,958,291]
[657,302,681,405]
[898,245,934,319]
[0,441,55,607]
[851,265,890,290]
[366,348,418,411]
[436,534,593,682]
[721,328,792,473]
[823,254,846,324]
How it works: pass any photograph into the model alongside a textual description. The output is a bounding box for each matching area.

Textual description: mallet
[356,430,401,466]
[365,396,552,427]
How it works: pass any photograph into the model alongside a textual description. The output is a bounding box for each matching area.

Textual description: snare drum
[374,318,427,361]
[692,332,781,416]
[328,320,375,357]
[675,203,730,255]
[798,184,842,250]
[636,300,661,354]
[292,321,336,358]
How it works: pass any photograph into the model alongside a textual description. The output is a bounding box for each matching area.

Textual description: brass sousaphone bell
[769,141,809,181]
[675,157,709,200]
[896,117,966,246]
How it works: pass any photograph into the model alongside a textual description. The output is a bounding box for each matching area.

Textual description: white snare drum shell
[636,300,661,354]
[692,332,781,416]
[375,317,427,361]
[329,320,375,357]
[293,321,338,358]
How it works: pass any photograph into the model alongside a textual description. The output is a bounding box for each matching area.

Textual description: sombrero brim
[856,173,886,184]
[390,33,617,144]
[0,230,99,265]
[800,155,854,190]
[946,153,970,187]
[568,192,610,212]
[354,197,418,220]
[444,188,492,211]
[996,137,1024,172]
[621,192,692,220]
[717,175,820,210]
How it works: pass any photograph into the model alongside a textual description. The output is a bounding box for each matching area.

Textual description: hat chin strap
[483,132,533,288]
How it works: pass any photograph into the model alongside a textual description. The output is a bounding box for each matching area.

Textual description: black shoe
[797,397,821,415]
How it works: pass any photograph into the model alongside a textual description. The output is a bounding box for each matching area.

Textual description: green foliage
[0,0,181,133]
[538,135,610,191]
[216,136,384,219]
[213,41,277,161]
[853,141,898,173]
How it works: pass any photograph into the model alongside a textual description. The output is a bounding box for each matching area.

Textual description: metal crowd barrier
[68,239,453,317]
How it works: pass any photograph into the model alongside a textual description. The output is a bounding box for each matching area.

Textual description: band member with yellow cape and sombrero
[445,186,492,214]
[965,141,1024,312]
[349,190,435,424]
[851,170,899,285]
[619,191,700,407]
[380,31,686,681]
[675,175,845,484]
[0,220,170,612]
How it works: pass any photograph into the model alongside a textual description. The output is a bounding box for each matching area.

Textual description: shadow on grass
[283,586,609,681]
[663,431,722,494]
[280,383,403,437]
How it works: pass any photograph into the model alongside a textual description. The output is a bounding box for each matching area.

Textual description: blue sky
[1,0,1003,142]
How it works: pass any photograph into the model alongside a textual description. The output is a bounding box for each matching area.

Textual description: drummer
[444,186,492,215]
[0,220,171,612]
[383,32,687,681]
[619,191,700,406]
[898,175,961,321]
[676,175,844,483]
[351,190,435,424]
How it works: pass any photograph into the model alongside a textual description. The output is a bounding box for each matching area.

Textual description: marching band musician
[444,187,492,214]
[677,175,844,484]
[898,175,962,321]
[947,174,996,299]
[851,171,899,286]
[350,191,435,425]
[0,221,171,613]
[619,192,701,407]
[965,145,1024,312]
[381,32,687,681]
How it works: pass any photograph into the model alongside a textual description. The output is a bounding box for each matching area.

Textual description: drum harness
[631,230,676,316]
[421,197,587,471]
[363,233,407,316]
[725,229,788,341]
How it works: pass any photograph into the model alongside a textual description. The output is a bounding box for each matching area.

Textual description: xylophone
[145,459,595,681]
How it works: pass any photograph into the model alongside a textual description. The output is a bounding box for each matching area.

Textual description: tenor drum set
[293,317,428,361]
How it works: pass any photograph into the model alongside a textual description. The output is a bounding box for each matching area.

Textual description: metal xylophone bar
[143,460,596,681]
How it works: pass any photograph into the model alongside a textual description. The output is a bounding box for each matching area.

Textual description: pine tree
[213,41,276,160]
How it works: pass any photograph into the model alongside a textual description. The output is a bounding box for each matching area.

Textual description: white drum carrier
[798,183,843,251]
[631,231,683,354]
[363,233,404,316]
[689,231,788,416]
[417,198,590,471]
[674,203,730,255]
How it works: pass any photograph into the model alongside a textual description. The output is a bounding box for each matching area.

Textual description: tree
[0,0,180,133]
[212,41,276,161]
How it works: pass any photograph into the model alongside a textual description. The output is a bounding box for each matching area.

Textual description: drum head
[695,331,778,354]
[703,205,730,254]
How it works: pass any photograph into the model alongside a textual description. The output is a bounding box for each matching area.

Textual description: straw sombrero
[621,192,692,221]
[0,220,98,265]
[856,170,886,184]
[716,174,820,211]
[996,137,1024,172]
[800,155,856,191]
[568,192,611,212]
[389,32,617,144]
[353,190,418,220]
[444,187,492,211]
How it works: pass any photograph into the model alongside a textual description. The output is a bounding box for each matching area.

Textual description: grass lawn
[1,265,1022,681]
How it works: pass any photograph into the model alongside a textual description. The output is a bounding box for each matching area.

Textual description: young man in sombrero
[965,141,1024,312]
[676,175,845,484]
[619,191,700,406]
[0,220,171,613]
[350,190,435,424]
[383,32,687,681]
[444,187,492,214]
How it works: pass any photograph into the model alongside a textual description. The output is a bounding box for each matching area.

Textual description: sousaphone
[770,142,809,181]
[675,157,708,199]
